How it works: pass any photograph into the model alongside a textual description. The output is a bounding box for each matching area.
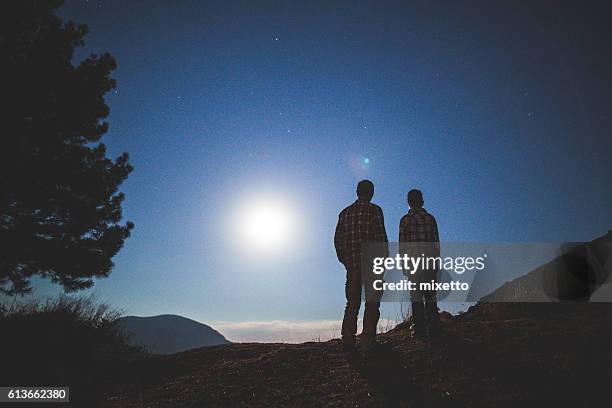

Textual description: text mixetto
[372,279,470,291]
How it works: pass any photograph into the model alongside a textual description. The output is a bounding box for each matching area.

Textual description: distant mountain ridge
[117,314,230,354]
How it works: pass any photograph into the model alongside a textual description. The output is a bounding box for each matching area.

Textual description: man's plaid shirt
[334,199,388,270]
[399,207,440,258]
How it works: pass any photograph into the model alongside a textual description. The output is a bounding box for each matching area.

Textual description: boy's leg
[410,271,426,338]
[341,267,362,346]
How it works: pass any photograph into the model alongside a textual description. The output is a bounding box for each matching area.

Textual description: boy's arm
[432,217,441,257]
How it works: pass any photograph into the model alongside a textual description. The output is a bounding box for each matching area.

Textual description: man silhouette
[399,189,440,339]
[334,180,388,351]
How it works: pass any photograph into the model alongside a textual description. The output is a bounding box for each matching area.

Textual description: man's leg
[362,268,381,349]
[341,267,361,347]
[361,261,384,351]
[361,301,380,350]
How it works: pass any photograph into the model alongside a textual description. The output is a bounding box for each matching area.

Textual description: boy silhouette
[399,189,440,339]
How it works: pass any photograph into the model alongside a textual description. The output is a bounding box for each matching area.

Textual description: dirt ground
[100,303,612,407]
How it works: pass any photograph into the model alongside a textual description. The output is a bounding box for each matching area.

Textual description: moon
[232,194,298,256]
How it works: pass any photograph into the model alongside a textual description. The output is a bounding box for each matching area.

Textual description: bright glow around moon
[232,194,300,257]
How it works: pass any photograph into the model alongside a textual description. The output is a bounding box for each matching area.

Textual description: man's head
[407,189,424,209]
[356,180,374,201]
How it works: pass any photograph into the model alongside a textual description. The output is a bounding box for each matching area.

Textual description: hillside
[481,231,611,302]
[97,233,612,406]
[117,315,230,354]
[102,303,612,407]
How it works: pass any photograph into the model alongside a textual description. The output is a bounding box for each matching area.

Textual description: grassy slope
[0,296,143,404]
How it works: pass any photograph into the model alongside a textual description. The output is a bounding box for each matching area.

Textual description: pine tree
[0,0,134,294]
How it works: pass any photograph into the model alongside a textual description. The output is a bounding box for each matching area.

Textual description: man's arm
[372,207,388,243]
[334,214,345,264]
[372,206,389,258]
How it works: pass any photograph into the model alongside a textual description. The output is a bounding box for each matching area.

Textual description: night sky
[40,0,612,341]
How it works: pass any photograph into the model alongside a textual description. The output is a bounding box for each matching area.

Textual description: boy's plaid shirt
[334,200,388,270]
[399,208,439,243]
[399,208,440,264]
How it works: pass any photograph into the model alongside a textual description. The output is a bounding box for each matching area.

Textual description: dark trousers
[410,269,439,327]
[341,266,380,343]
